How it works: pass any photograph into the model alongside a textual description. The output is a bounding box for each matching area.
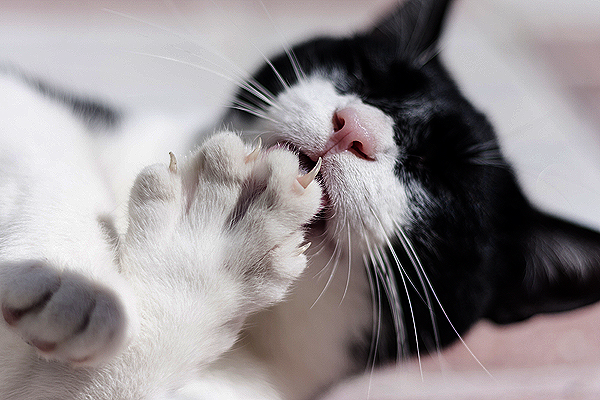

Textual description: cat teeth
[297,242,311,255]
[297,157,322,189]
[245,137,262,163]
[169,152,178,174]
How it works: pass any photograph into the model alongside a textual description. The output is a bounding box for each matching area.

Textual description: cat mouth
[298,150,318,175]
[274,141,331,225]
[270,141,317,174]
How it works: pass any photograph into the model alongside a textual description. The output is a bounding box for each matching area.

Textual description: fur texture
[0,74,321,399]
[2,1,600,399]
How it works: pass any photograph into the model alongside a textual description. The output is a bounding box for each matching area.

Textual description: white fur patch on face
[244,75,410,249]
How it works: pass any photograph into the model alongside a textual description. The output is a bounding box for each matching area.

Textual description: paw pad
[1,260,133,366]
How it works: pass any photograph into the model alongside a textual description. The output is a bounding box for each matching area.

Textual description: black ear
[370,0,453,60]
[489,211,600,324]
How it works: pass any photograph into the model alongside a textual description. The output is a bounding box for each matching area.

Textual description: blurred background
[2,0,600,398]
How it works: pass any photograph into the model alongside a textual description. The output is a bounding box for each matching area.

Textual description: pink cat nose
[321,107,376,160]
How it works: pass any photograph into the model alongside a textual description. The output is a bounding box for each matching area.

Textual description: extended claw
[297,157,321,189]
[169,152,178,174]
[245,137,262,163]
[297,242,311,255]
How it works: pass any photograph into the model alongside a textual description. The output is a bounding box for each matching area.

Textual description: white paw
[126,132,322,310]
[1,260,133,366]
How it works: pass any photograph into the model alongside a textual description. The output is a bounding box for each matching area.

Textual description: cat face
[225,0,497,247]
[224,0,600,361]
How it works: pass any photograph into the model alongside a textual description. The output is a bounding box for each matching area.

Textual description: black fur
[31,77,121,131]
[226,0,600,368]
[1,66,121,131]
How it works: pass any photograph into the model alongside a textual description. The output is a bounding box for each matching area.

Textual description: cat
[2,0,600,399]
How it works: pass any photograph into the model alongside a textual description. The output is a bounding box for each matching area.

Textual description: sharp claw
[169,152,177,174]
[245,137,262,163]
[297,157,321,189]
[298,242,311,255]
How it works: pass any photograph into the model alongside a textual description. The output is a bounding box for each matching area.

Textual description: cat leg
[0,75,140,369]
[0,156,137,367]
[114,132,322,393]
[0,131,319,399]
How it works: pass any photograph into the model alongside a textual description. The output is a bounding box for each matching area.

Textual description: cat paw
[1,260,134,366]
[199,134,323,306]
[126,132,322,309]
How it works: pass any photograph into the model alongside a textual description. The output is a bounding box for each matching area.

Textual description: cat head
[223,0,600,360]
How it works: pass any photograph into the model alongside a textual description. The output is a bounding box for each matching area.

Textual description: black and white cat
[2,0,600,399]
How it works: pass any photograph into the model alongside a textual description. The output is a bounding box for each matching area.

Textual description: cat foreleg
[111,132,322,396]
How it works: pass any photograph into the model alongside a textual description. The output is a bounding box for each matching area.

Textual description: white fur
[0,75,138,369]
[0,74,324,399]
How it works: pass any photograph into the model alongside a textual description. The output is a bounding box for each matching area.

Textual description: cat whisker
[303,216,336,260]
[339,221,352,305]
[367,208,427,304]
[165,45,282,112]
[312,209,353,307]
[311,237,343,308]
[392,222,442,368]
[257,1,307,83]
[177,46,281,109]
[363,263,377,400]
[226,105,278,124]
[394,223,493,378]
[312,215,346,282]
[172,45,282,109]
[104,7,283,114]
[364,221,421,380]
[362,246,382,400]
[368,204,480,378]
[230,98,270,118]
[286,46,306,83]
[373,246,408,362]
[239,79,282,109]
[312,206,345,257]
[127,51,255,100]
[364,240,383,370]
[260,58,291,91]
[207,0,290,92]
[103,8,186,39]
[391,224,439,349]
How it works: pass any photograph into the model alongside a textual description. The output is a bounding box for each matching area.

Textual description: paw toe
[193,132,250,182]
